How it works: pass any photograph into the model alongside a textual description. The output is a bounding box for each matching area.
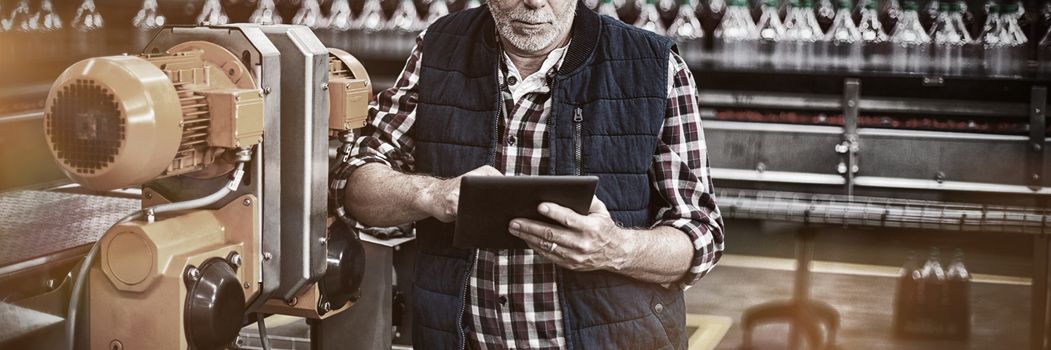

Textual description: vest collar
[480,0,600,77]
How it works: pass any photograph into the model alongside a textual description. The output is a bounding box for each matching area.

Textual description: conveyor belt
[0,191,138,270]
[719,188,1051,234]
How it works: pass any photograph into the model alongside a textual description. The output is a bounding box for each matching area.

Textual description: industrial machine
[37,24,372,349]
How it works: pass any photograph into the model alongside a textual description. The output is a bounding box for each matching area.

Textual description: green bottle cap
[902,0,918,11]
[938,1,949,11]
[948,1,961,12]
[837,0,851,9]
[865,0,876,9]
[764,0,778,7]
[1003,2,1018,12]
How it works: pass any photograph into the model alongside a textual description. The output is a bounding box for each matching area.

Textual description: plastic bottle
[919,248,947,330]
[715,0,760,67]
[636,0,668,35]
[922,0,941,30]
[944,249,971,339]
[890,0,930,73]
[853,0,872,23]
[756,0,787,67]
[881,0,904,32]
[930,1,971,74]
[1001,2,1029,73]
[984,3,1028,75]
[703,0,729,40]
[597,0,621,19]
[858,0,891,69]
[784,0,822,68]
[669,0,706,61]
[894,252,922,335]
[826,0,863,69]
[387,0,424,32]
[353,0,386,32]
[815,0,836,32]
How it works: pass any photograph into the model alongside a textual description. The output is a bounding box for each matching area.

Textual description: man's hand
[415,165,502,223]
[508,197,634,272]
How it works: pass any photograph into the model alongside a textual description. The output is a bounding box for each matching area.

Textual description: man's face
[488,0,577,54]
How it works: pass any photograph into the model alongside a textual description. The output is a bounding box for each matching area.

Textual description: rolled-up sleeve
[650,52,725,289]
[342,31,427,175]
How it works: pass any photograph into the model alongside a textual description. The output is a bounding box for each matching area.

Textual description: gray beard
[491,3,575,53]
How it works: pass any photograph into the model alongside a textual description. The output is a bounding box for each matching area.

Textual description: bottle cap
[838,0,852,9]
[764,0,779,7]
[903,0,918,10]
[865,0,877,9]
[939,1,950,11]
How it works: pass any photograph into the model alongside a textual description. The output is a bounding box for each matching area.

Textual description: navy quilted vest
[411,2,687,349]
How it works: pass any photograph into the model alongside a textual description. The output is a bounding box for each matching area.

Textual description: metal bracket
[1029,87,1047,190]
[841,79,861,198]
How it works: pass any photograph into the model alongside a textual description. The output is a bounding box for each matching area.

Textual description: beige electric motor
[44,41,264,191]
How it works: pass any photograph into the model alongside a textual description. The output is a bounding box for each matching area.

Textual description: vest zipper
[458,250,478,350]
[573,107,583,176]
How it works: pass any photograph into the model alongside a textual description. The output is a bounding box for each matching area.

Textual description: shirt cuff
[651,217,724,290]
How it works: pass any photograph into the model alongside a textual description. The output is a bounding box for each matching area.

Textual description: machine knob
[184,258,245,350]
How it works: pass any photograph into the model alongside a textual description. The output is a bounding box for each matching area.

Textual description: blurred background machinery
[0,0,1049,350]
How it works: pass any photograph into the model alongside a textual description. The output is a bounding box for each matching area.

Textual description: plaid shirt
[343,31,724,350]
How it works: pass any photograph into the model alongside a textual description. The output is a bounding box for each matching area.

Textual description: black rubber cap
[185,258,245,350]
[319,220,366,309]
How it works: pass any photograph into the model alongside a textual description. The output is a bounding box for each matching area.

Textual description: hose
[65,153,250,350]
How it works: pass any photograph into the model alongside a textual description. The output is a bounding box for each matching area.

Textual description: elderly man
[332,0,725,348]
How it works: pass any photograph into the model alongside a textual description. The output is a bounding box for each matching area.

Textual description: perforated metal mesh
[46,79,125,175]
[0,191,139,269]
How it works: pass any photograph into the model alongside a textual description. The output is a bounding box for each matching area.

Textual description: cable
[257,313,272,350]
[65,152,251,350]
[64,210,139,350]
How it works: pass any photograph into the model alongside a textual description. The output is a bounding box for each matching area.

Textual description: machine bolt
[243,198,252,206]
[109,340,123,350]
[851,165,860,174]
[846,100,856,108]
[186,267,201,281]
[321,301,332,312]
[263,86,272,95]
[836,162,848,175]
[755,162,767,173]
[321,83,329,91]
[45,279,56,290]
[1034,174,1041,181]
[935,172,946,183]
[286,297,299,306]
[319,238,327,246]
[229,253,242,268]
[243,281,251,289]
[263,252,273,261]
[144,192,153,200]
[1034,143,1044,152]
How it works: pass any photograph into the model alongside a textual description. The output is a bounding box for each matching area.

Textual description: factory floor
[240,219,1036,350]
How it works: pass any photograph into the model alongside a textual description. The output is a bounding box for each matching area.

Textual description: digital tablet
[454,176,599,249]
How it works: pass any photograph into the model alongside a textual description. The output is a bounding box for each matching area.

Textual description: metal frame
[143,25,284,311]
[256,24,332,301]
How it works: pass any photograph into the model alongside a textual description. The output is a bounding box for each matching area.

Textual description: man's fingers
[589,196,608,215]
[509,219,581,251]
[467,165,503,176]
[538,202,587,229]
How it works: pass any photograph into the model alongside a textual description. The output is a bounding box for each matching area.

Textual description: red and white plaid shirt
[344,31,724,350]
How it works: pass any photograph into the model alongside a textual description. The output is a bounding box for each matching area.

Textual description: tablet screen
[454,176,599,249]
